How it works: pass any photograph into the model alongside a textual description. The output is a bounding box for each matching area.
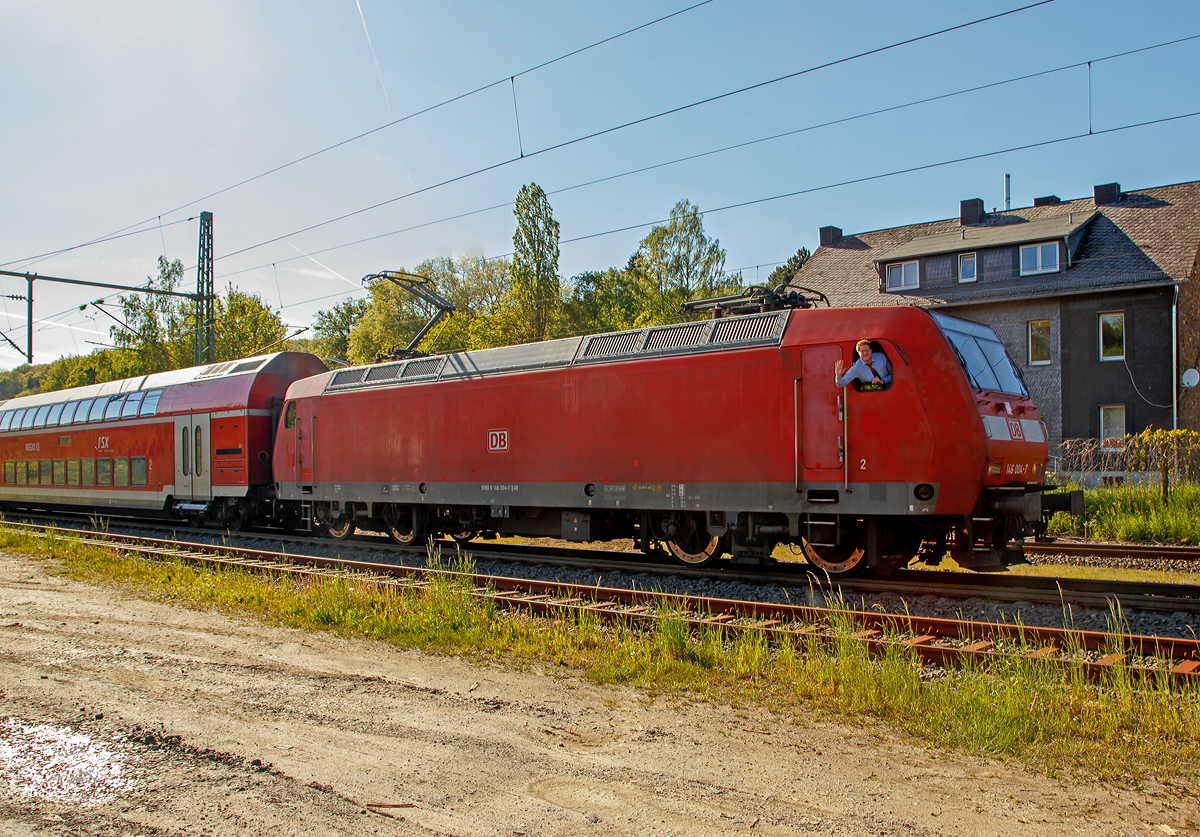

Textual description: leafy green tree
[510,183,561,343]
[767,247,811,287]
[112,256,191,373]
[562,265,640,336]
[312,298,369,362]
[213,287,287,360]
[630,199,735,325]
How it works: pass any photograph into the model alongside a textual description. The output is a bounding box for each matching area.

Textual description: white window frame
[886,260,919,291]
[1019,241,1061,276]
[1099,312,1125,361]
[958,252,977,283]
[1027,319,1052,366]
[1099,404,1126,450]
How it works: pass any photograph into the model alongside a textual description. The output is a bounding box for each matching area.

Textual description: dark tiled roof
[793,181,1200,308]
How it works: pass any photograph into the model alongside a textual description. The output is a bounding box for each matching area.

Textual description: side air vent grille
[400,357,444,379]
[644,322,709,351]
[582,330,643,358]
[196,361,237,379]
[711,311,783,343]
[330,368,367,388]
[365,362,403,383]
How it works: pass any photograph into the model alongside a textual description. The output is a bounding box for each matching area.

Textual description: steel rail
[7,512,1200,614]
[10,521,1200,686]
[1025,540,1200,562]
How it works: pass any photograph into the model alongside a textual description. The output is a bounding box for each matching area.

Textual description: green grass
[1048,482,1200,545]
[6,525,1200,790]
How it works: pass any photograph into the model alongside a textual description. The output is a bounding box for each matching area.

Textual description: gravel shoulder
[0,549,1194,836]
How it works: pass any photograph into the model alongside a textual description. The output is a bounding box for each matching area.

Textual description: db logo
[95,436,111,452]
[488,429,509,452]
[1006,419,1024,441]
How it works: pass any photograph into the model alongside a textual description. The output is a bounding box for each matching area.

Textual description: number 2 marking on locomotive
[860,459,867,470]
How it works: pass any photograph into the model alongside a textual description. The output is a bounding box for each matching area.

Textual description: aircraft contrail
[355,0,390,111]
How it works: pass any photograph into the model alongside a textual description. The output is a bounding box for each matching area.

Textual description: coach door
[174,413,212,501]
[798,345,846,487]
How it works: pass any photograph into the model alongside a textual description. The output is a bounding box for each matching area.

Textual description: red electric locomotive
[273,303,1077,573]
[0,352,326,528]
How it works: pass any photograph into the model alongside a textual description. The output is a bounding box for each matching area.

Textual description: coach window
[47,403,65,427]
[16,462,27,485]
[0,411,14,432]
[139,389,162,416]
[53,460,65,485]
[113,457,129,488]
[67,459,80,486]
[284,401,297,429]
[39,459,51,486]
[194,427,203,476]
[104,395,127,421]
[73,399,93,425]
[121,392,145,419]
[82,458,95,487]
[59,402,78,425]
[97,457,112,487]
[3,461,12,484]
[33,405,52,428]
[181,427,190,476]
[131,457,147,487]
[88,398,109,423]
[21,409,37,430]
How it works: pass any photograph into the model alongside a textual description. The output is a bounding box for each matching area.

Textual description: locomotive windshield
[930,312,1028,396]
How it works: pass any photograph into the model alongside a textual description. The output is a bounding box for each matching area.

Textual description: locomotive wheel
[801,531,867,576]
[386,507,422,546]
[225,513,250,533]
[323,515,356,540]
[667,533,725,567]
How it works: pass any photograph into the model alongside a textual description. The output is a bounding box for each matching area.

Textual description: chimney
[1033,195,1061,207]
[819,226,842,247]
[960,198,985,226]
[1094,182,1121,206]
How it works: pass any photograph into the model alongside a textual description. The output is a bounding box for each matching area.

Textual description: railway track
[6,512,1200,616]
[7,519,1200,686]
[1024,539,1200,562]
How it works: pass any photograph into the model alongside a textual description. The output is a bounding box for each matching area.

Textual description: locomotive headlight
[987,461,1003,477]
[913,483,935,501]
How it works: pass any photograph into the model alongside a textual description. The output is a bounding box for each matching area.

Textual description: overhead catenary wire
[212,32,1200,282]
[4,1,718,271]
[213,1,1058,264]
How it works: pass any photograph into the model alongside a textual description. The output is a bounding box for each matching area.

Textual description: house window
[958,253,977,283]
[1028,320,1052,365]
[1019,242,1060,275]
[1100,405,1126,449]
[1100,313,1124,360]
[886,260,919,291]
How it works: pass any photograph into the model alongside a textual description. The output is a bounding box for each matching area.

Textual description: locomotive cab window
[284,401,297,429]
[851,343,893,393]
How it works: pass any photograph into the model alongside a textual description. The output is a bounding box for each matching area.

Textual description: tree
[510,183,561,343]
[213,287,287,360]
[766,247,811,287]
[112,256,191,374]
[630,199,735,325]
[562,266,640,336]
[312,298,369,362]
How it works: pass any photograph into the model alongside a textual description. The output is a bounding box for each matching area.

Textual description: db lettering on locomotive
[488,429,509,452]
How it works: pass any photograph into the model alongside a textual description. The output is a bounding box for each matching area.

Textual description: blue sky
[2,0,1198,368]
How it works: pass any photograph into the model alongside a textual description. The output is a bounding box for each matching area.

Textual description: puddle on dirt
[0,718,136,806]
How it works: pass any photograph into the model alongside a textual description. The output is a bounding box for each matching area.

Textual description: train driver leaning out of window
[834,339,892,389]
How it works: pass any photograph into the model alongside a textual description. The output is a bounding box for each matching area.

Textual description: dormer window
[1019,242,1060,276]
[886,260,919,291]
[958,253,977,283]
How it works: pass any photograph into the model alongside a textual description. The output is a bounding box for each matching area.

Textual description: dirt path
[0,550,1193,836]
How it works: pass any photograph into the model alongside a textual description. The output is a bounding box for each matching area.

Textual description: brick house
[790,180,1200,446]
